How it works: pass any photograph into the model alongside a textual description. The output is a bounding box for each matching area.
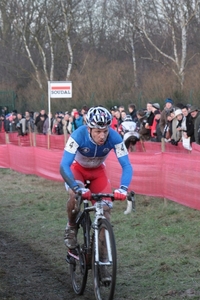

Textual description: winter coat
[193,111,200,144]
[73,116,83,130]
[171,116,186,142]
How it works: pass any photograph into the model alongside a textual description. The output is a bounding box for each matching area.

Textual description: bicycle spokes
[93,219,117,300]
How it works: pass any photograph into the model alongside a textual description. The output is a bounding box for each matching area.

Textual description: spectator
[16,113,26,136]
[52,112,59,131]
[62,112,70,135]
[176,102,185,109]
[148,103,161,139]
[162,111,173,142]
[0,115,5,132]
[120,115,140,152]
[160,98,174,135]
[170,109,186,146]
[110,106,118,130]
[35,109,48,127]
[71,108,79,117]
[136,109,151,141]
[118,105,125,113]
[36,115,45,134]
[1,106,8,115]
[151,110,162,142]
[80,105,89,116]
[73,111,83,130]
[190,106,200,144]
[33,112,39,132]
[25,111,35,133]
[114,110,122,134]
[43,112,54,135]
[68,115,75,134]
[118,110,127,136]
[152,103,160,111]
[120,110,127,122]
[145,102,154,134]
[128,103,137,122]
[5,112,18,132]
[181,105,194,144]
[53,115,64,135]
[82,113,87,125]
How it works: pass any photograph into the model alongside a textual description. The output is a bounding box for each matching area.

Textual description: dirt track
[0,231,68,300]
[0,231,95,300]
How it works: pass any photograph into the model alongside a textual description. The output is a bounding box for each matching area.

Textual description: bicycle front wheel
[92,218,117,300]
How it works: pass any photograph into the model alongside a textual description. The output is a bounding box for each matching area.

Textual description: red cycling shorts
[71,161,112,194]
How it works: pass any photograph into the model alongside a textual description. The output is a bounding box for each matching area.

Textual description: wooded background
[1,0,200,112]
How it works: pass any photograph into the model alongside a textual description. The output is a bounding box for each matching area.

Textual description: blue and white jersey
[60,125,133,190]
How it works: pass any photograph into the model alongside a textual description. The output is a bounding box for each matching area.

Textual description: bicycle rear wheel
[69,225,88,295]
[92,218,117,300]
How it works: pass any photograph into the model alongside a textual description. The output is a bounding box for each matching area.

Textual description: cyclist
[60,106,133,250]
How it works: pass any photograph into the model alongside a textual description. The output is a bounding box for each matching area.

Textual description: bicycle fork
[93,217,113,266]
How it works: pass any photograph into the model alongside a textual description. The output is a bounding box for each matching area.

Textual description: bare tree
[136,0,200,90]
[60,0,73,80]
[10,0,83,89]
[114,0,140,88]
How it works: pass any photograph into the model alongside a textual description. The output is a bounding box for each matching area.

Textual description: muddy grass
[0,169,95,300]
[0,231,67,300]
[0,230,102,300]
[1,168,200,300]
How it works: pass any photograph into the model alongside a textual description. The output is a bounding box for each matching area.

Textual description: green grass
[1,168,200,299]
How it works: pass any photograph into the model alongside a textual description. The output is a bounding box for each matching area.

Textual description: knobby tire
[92,218,117,300]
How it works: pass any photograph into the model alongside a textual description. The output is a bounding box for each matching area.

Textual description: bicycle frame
[67,192,117,299]
[67,194,114,263]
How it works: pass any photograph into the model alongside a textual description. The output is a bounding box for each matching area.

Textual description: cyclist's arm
[60,136,80,191]
[117,152,133,188]
[110,130,133,188]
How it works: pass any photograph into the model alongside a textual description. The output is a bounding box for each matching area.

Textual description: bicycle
[66,191,118,300]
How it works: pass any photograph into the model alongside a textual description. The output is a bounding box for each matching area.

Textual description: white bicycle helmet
[86,106,112,129]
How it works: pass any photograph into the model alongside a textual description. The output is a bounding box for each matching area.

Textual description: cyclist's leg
[89,165,113,281]
[64,163,85,249]
[89,164,112,221]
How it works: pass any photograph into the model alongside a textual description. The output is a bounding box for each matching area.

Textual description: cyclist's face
[89,128,109,145]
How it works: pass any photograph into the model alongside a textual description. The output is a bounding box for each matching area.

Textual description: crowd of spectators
[0,99,200,150]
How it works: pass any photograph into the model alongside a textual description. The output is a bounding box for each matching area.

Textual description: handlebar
[91,193,115,202]
[72,191,135,214]
[73,192,114,214]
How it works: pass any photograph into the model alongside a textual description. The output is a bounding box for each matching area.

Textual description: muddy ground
[0,231,96,300]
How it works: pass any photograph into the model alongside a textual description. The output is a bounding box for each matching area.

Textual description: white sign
[49,81,72,98]
[47,81,72,135]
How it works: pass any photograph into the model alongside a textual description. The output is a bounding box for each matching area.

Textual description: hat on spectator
[165,98,173,104]
[110,105,118,111]
[74,111,79,117]
[190,105,199,113]
[174,109,183,117]
[152,103,160,110]
[154,110,161,115]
